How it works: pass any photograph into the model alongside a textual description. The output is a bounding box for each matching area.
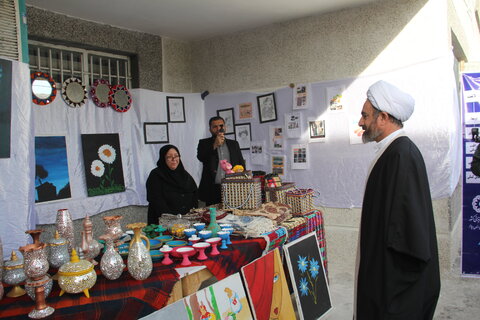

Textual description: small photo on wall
[284,232,332,320]
[239,102,253,119]
[35,136,71,203]
[143,122,169,144]
[217,108,235,134]
[308,119,326,142]
[257,93,277,123]
[81,133,125,197]
[167,96,186,123]
[235,123,251,150]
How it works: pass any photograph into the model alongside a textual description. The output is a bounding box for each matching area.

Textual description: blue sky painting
[35,136,71,202]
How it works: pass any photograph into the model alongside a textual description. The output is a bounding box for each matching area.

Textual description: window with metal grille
[28,41,132,88]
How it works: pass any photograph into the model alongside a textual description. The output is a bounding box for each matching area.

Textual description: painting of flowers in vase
[81,133,125,197]
[284,232,331,320]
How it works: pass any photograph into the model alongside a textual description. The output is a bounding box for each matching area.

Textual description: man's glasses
[166,155,180,161]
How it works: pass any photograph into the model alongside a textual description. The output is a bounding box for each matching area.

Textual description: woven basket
[224,170,253,180]
[265,182,295,204]
[285,188,315,216]
[221,177,262,210]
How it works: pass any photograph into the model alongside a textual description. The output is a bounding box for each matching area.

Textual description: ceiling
[26,0,380,41]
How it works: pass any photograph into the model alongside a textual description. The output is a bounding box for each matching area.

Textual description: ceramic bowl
[149,249,164,260]
[183,228,197,238]
[206,237,221,245]
[193,223,206,232]
[155,235,174,244]
[171,246,194,258]
[142,238,162,249]
[198,230,212,240]
[166,240,188,248]
[192,242,211,250]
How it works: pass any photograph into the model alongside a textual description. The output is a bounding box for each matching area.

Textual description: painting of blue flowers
[34,136,71,203]
[81,133,125,197]
[284,232,331,320]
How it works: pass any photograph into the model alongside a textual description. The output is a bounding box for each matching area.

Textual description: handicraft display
[81,133,126,197]
[109,84,132,112]
[35,136,71,203]
[61,77,87,108]
[283,232,331,320]
[90,79,111,108]
[31,71,57,106]
[241,248,296,320]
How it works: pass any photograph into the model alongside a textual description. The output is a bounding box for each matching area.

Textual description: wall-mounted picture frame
[257,93,277,123]
[235,123,251,150]
[217,108,235,134]
[143,122,169,144]
[167,96,186,123]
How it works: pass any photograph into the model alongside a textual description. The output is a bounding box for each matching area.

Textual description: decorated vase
[126,222,152,281]
[100,235,125,280]
[56,208,75,253]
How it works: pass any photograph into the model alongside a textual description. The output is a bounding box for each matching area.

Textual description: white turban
[367,80,415,122]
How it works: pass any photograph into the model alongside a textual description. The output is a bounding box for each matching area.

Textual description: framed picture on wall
[143,122,169,144]
[167,96,186,123]
[235,123,251,150]
[217,108,235,134]
[257,93,277,123]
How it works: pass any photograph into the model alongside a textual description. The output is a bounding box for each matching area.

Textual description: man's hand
[213,133,225,149]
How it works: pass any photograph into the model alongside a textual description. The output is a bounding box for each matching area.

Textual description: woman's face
[165,148,180,170]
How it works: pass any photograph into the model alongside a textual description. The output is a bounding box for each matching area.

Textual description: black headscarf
[155,145,197,193]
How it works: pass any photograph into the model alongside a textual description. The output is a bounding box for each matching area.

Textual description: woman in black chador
[146,145,198,225]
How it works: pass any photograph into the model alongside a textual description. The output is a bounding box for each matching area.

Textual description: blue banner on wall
[462,72,480,276]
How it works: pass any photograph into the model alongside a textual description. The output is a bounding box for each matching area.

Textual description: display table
[0,238,265,319]
[0,210,326,319]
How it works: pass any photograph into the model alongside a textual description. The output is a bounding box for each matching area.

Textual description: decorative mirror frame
[109,84,132,113]
[31,72,57,106]
[89,79,111,108]
[61,77,87,108]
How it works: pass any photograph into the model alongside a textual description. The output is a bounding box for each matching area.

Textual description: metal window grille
[28,41,132,88]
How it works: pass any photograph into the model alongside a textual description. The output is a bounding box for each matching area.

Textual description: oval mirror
[62,77,87,108]
[109,85,132,113]
[31,72,57,105]
[90,79,111,108]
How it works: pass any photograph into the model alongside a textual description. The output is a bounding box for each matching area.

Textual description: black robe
[146,145,198,225]
[357,136,440,320]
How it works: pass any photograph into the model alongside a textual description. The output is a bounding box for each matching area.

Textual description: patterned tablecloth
[0,212,326,319]
[0,238,265,319]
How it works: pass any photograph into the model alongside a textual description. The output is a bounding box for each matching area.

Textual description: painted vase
[126,222,152,281]
[56,209,75,253]
[99,235,125,280]
[207,207,221,237]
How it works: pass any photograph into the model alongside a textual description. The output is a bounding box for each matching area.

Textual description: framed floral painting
[283,232,331,320]
[81,133,125,197]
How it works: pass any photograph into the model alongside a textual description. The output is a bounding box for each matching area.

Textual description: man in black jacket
[197,116,245,205]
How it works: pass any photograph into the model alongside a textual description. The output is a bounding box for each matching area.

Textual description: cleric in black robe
[146,145,198,225]
[355,80,440,319]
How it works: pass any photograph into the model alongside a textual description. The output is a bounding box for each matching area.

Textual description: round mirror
[109,85,132,113]
[62,77,87,108]
[90,79,111,108]
[31,72,57,105]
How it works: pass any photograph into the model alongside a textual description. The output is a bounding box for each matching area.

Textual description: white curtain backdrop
[0,53,460,259]
[204,53,462,208]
